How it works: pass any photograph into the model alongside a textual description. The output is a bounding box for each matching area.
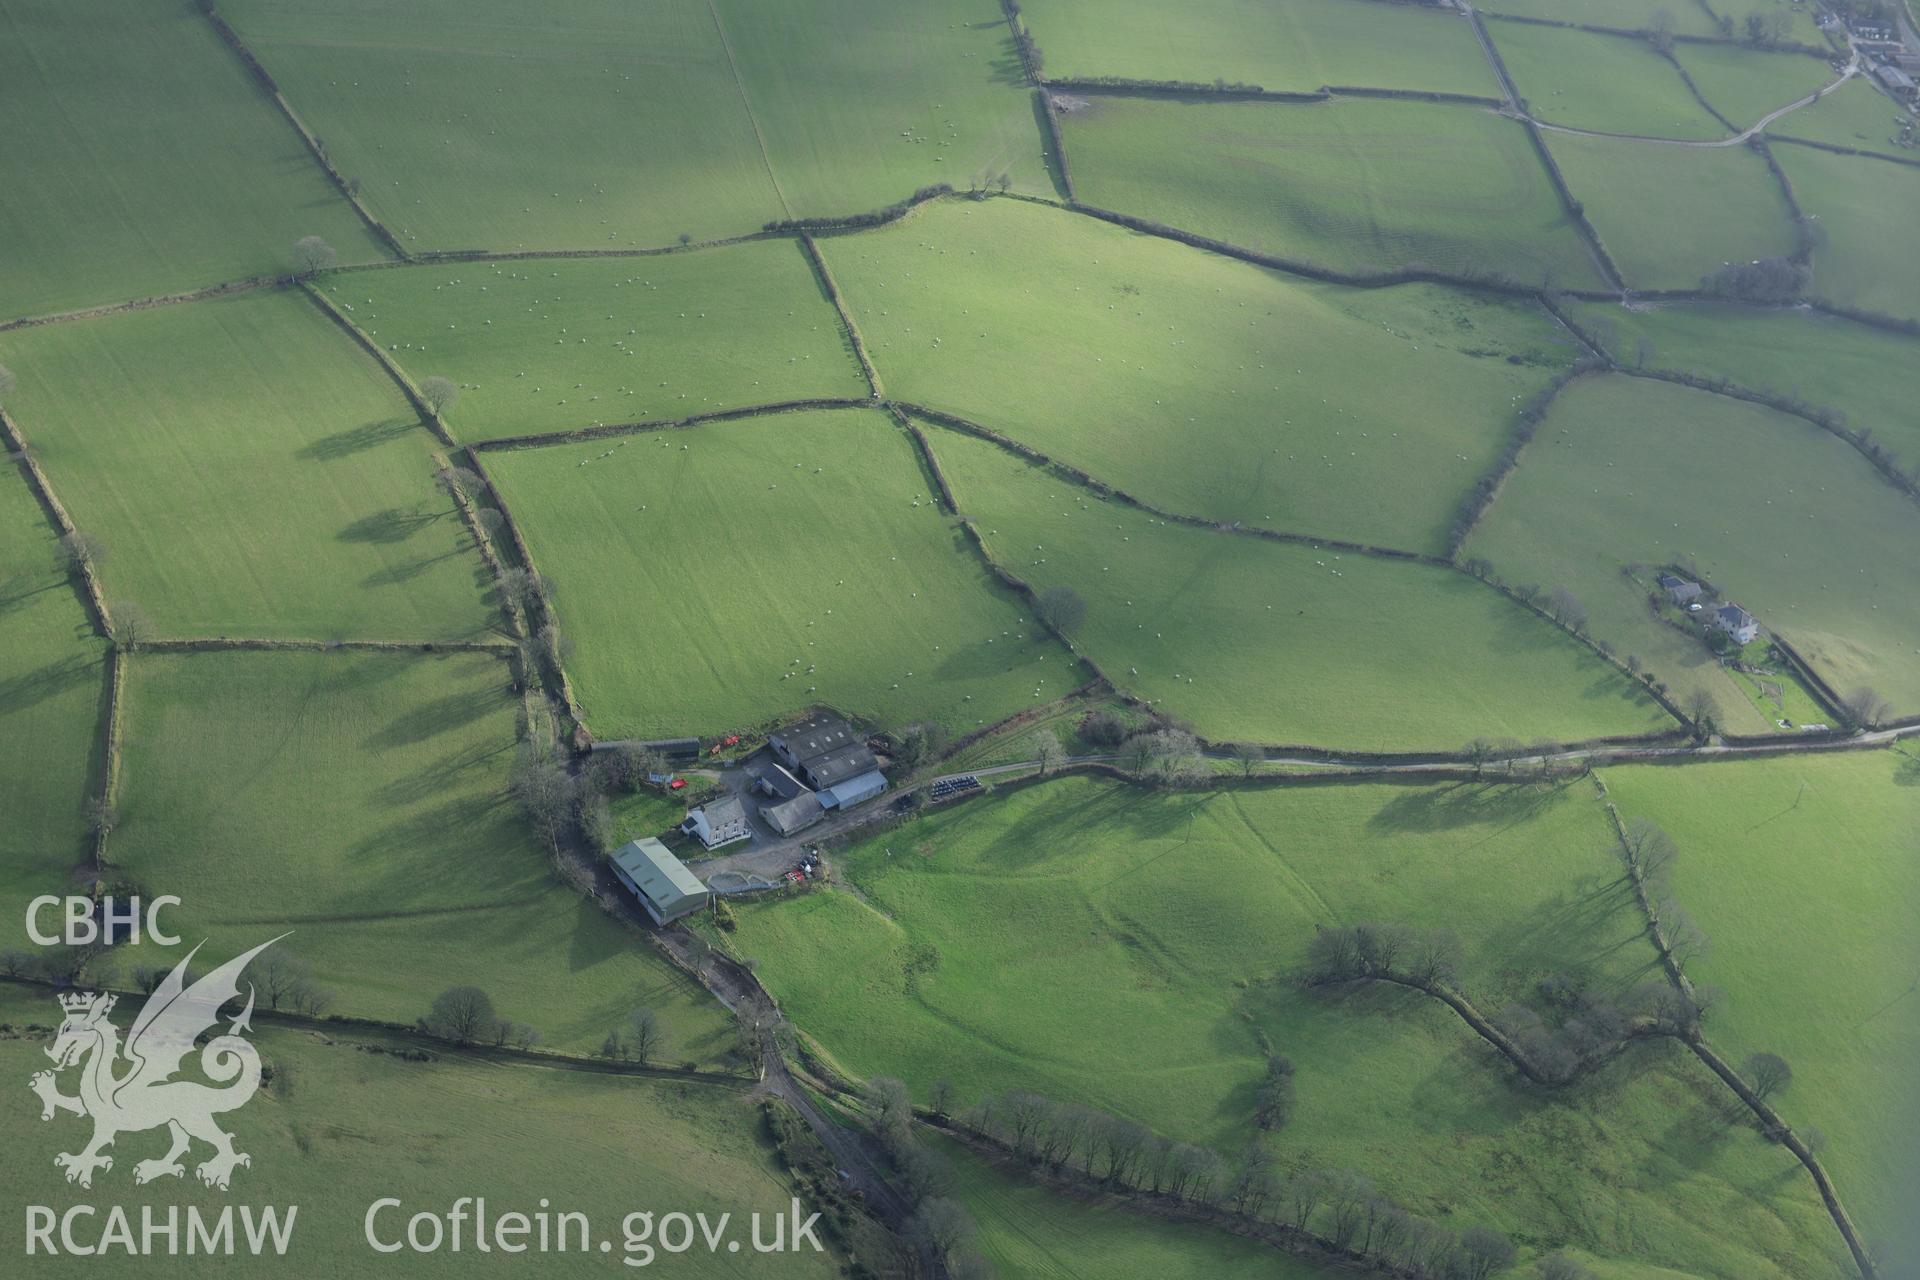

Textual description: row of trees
[959,1084,1518,1279]
[863,1077,996,1280]
[420,985,539,1049]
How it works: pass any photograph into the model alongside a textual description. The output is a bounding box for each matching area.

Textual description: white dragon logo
[29,937,282,1190]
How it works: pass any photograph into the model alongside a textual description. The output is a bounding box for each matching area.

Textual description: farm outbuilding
[768,713,884,792]
[762,791,826,837]
[1657,573,1702,605]
[821,769,887,811]
[681,795,751,850]
[610,837,710,925]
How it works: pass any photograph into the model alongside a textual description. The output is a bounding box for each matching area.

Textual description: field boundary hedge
[92,645,127,871]
[1445,364,1593,556]
[1768,133,1920,171]
[298,284,454,445]
[198,3,409,261]
[899,402,1446,565]
[797,234,882,398]
[1479,8,1830,57]
[467,397,874,452]
[0,408,113,636]
[1516,123,1630,291]
[1748,136,1815,262]
[131,637,516,657]
[0,276,284,334]
[1656,47,1740,134]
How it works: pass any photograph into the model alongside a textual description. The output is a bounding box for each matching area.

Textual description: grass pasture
[1062,95,1606,289]
[1017,0,1497,96]
[824,197,1578,553]
[485,408,1086,741]
[0,471,108,951]
[1770,78,1920,160]
[1480,0,1723,38]
[222,0,783,252]
[0,987,826,1277]
[1777,143,1920,323]
[931,422,1672,748]
[1492,22,1727,139]
[733,774,1840,1278]
[328,242,867,443]
[0,0,388,321]
[107,648,732,1059]
[933,1135,1335,1280]
[0,290,494,642]
[1547,133,1796,289]
[707,0,1052,211]
[1566,299,1920,471]
[1465,374,1920,723]
[1672,42,1835,132]
[1600,750,1920,1244]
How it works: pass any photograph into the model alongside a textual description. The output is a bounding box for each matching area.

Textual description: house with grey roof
[681,794,750,850]
[1714,603,1760,646]
[1656,573,1702,606]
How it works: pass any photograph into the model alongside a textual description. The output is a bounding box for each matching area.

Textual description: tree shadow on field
[363,687,503,750]
[1363,778,1569,835]
[337,506,440,544]
[0,570,64,618]
[360,545,467,588]
[298,417,419,461]
[0,651,103,717]
[1893,749,1919,786]
[371,738,514,809]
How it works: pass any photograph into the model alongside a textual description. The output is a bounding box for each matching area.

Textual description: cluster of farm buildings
[1658,573,1760,645]
[606,713,887,926]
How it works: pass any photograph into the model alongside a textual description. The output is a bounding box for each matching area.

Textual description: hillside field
[1771,79,1920,159]
[1548,133,1797,290]
[932,421,1671,748]
[0,290,495,642]
[1466,374,1920,721]
[0,0,388,321]
[485,409,1087,741]
[105,648,732,1059]
[826,197,1578,554]
[1778,143,1920,323]
[1062,95,1606,289]
[1017,0,1496,96]
[0,987,825,1277]
[1673,42,1836,132]
[328,242,867,443]
[728,774,1841,1278]
[1601,750,1920,1244]
[0,470,107,951]
[1565,299,1920,471]
[1493,23,1726,140]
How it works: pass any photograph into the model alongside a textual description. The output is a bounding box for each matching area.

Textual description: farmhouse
[681,795,750,850]
[1714,603,1760,645]
[1657,573,1702,605]
[609,837,710,925]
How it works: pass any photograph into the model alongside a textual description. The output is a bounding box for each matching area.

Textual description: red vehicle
[668,778,687,791]
[722,734,741,747]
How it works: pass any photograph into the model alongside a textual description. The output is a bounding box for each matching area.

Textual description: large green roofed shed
[610,837,709,925]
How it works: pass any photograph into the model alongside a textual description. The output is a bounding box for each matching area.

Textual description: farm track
[1502,57,1860,148]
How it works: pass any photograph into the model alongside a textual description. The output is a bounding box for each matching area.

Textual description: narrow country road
[1505,56,1861,148]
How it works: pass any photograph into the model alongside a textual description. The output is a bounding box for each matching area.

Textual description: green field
[1566,298,1920,470]
[0,0,387,321]
[327,242,867,443]
[1018,0,1497,95]
[732,774,1839,1278]
[1778,143,1920,322]
[1062,95,1606,289]
[934,1135,1336,1280]
[1494,23,1728,138]
[825,197,1578,553]
[222,0,783,252]
[1771,78,1920,159]
[1672,42,1835,131]
[1547,133,1796,289]
[1480,0,1723,38]
[1465,374,1920,722]
[106,649,732,1059]
[1600,750,1920,1244]
[486,409,1086,741]
[0,290,494,642]
[932,422,1670,747]
[0,471,107,951]
[703,0,1052,213]
[0,986,829,1276]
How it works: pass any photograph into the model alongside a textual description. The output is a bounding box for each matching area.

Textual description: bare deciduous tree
[627,1007,662,1064]
[418,376,460,417]
[1843,686,1890,729]
[56,531,105,574]
[424,985,498,1044]
[1742,1051,1793,1101]
[1036,585,1085,636]
[1030,727,1066,776]
[292,235,337,275]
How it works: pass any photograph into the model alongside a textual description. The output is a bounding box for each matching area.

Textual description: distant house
[1656,573,1702,605]
[762,791,826,837]
[681,795,750,850]
[768,713,883,793]
[610,838,710,925]
[1714,604,1760,646]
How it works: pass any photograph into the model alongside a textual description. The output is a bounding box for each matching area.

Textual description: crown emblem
[58,991,112,1016]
